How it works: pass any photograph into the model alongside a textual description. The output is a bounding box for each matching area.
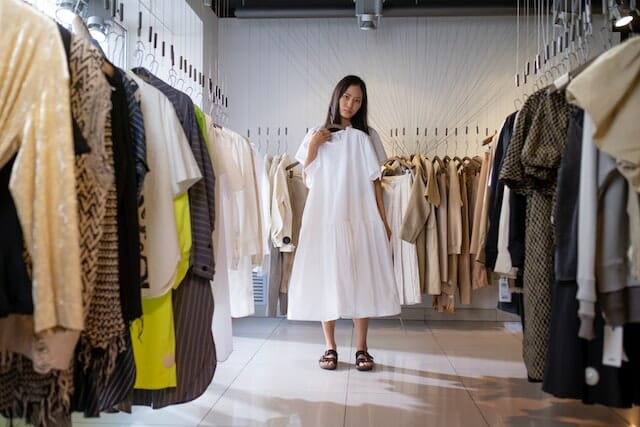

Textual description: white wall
[219,16,607,159]
[218,15,607,312]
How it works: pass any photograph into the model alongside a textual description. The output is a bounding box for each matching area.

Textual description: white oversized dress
[287,127,401,321]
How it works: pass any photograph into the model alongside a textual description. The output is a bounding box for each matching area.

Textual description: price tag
[498,276,511,303]
[602,326,625,368]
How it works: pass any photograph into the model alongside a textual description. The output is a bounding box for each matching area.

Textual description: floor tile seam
[199,318,285,425]
[427,321,491,427]
[343,324,355,427]
[608,407,635,426]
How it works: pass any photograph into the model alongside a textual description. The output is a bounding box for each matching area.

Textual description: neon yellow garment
[194,105,210,152]
[173,193,192,289]
[131,293,176,389]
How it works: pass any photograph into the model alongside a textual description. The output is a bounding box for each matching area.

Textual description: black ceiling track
[210,1,604,19]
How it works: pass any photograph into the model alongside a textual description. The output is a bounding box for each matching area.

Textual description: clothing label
[498,276,511,303]
[602,325,624,368]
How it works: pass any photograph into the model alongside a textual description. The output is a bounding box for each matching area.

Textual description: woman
[287,75,400,371]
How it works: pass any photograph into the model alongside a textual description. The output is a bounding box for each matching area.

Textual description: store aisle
[64,318,637,427]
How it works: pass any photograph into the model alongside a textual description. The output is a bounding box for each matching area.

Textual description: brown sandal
[319,349,338,370]
[355,350,374,371]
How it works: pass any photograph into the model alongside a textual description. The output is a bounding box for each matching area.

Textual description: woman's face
[339,84,363,121]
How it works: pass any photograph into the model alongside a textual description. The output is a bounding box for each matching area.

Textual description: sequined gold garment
[0,0,83,334]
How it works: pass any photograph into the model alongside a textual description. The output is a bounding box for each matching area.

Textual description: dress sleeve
[368,127,388,166]
[294,127,317,165]
[362,133,383,181]
[295,127,320,186]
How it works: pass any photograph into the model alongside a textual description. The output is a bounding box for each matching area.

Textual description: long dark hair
[324,75,370,135]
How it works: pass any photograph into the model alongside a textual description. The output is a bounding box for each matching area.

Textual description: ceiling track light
[87,16,108,42]
[610,0,636,28]
[56,0,87,25]
[355,0,384,30]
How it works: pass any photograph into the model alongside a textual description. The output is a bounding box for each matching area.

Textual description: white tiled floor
[8,318,640,426]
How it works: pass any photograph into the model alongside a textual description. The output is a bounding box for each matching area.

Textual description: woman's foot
[355,350,374,371]
[319,349,338,370]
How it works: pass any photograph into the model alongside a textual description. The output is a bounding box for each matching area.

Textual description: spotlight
[355,0,383,30]
[616,14,634,26]
[611,0,635,27]
[87,16,107,42]
[358,15,378,30]
[55,0,77,24]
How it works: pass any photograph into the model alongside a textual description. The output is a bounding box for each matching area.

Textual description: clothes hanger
[482,132,496,146]
[432,154,444,171]
[389,155,412,169]
[328,123,345,132]
[548,53,599,94]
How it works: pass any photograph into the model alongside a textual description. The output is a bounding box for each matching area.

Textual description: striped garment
[120,74,149,197]
[131,67,216,279]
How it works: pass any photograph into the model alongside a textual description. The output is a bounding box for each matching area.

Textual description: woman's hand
[304,129,332,168]
[310,128,332,148]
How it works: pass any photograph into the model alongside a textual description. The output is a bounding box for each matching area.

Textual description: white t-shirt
[131,74,202,299]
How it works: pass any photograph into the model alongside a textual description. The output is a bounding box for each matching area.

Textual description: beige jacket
[423,158,442,295]
[400,155,429,293]
[566,36,640,192]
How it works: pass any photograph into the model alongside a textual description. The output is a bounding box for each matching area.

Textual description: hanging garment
[207,121,244,362]
[457,164,472,305]
[399,155,429,294]
[470,141,497,290]
[0,353,75,427]
[127,75,201,391]
[501,89,573,382]
[121,74,149,197]
[266,154,286,317]
[219,127,263,318]
[567,36,640,285]
[575,113,599,340]
[383,173,422,306]
[493,185,514,276]
[434,160,449,291]
[438,159,463,311]
[566,36,640,193]
[131,70,216,409]
[288,127,400,321]
[0,0,82,335]
[280,166,309,302]
[423,157,442,295]
[271,154,294,252]
[72,108,135,416]
[596,151,640,326]
[129,74,201,298]
[0,27,112,426]
[0,155,32,318]
[106,70,143,324]
[545,111,640,408]
[256,154,273,262]
[120,73,151,295]
[131,67,216,280]
[485,112,517,269]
